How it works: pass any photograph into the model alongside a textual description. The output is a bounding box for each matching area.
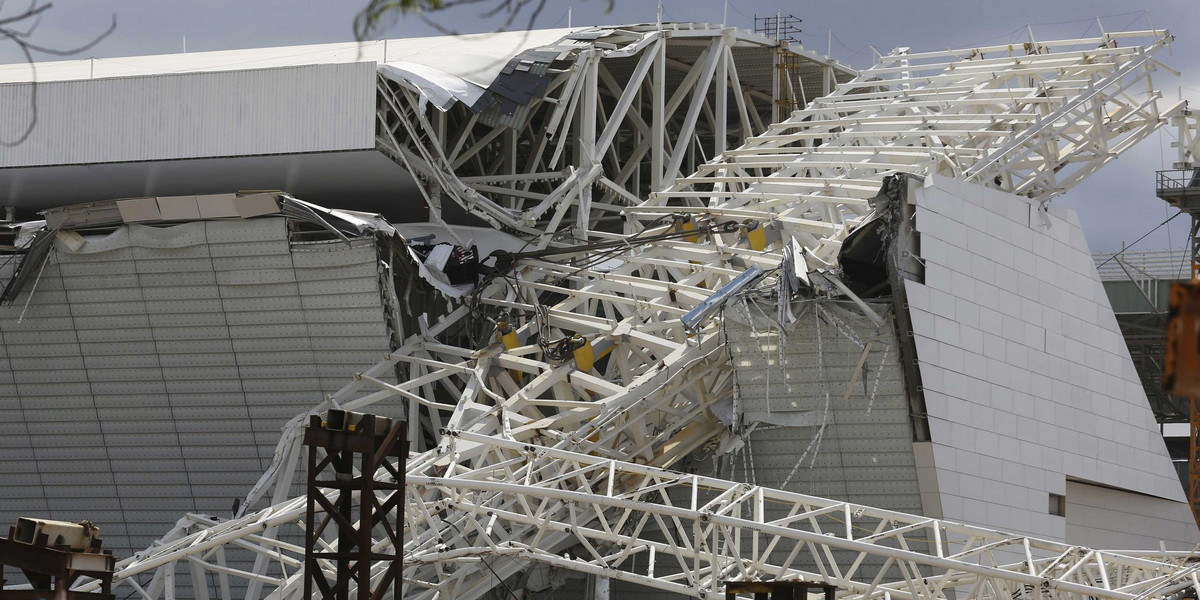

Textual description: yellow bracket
[672,217,700,244]
[745,220,767,251]
[497,322,522,383]
[573,336,595,373]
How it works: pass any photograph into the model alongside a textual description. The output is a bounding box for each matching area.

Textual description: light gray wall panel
[0,62,376,168]
[676,301,922,591]
[906,175,1198,546]
[722,303,920,506]
[0,216,397,564]
[1066,481,1200,549]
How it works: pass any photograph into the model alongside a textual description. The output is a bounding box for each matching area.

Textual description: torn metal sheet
[378,62,486,111]
[711,397,820,429]
[280,195,396,236]
[0,193,397,304]
[377,28,584,114]
[407,242,480,299]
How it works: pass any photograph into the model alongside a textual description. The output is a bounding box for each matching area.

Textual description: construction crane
[1158,102,1200,523]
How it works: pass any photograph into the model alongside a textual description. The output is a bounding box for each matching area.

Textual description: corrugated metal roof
[0,217,398,560]
[0,28,578,86]
[0,62,377,168]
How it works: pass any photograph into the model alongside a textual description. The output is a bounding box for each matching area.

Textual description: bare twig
[354,0,612,41]
[0,1,116,147]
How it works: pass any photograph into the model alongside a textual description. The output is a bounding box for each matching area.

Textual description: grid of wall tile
[905,175,1196,546]
[723,301,921,512]
[1065,480,1199,550]
[582,300,920,600]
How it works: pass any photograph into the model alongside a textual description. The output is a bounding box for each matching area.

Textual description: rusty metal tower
[1157,103,1200,524]
[303,410,407,600]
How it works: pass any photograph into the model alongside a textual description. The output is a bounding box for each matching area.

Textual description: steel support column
[303,411,407,600]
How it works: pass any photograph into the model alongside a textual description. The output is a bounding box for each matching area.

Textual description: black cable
[471,213,717,355]
[725,0,753,21]
[522,217,740,290]
[441,519,523,600]
[527,215,727,355]
[1094,210,1183,270]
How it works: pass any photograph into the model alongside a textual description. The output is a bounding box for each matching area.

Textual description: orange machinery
[1160,163,1200,525]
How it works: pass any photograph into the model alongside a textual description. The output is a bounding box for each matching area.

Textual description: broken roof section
[377,23,854,121]
[0,28,578,84]
[1,193,497,303]
[378,28,583,111]
[0,23,854,218]
[373,23,857,238]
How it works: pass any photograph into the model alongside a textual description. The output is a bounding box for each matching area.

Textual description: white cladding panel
[0,62,376,168]
[0,29,579,85]
[594,303,922,600]
[672,302,923,592]
[722,302,920,510]
[905,175,1195,545]
[1065,480,1200,549]
[0,218,395,559]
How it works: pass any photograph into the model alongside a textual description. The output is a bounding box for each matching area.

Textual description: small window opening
[1049,493,1066,517]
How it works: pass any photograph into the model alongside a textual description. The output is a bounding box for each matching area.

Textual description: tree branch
[0,1,117,147]
[354,0,613,41]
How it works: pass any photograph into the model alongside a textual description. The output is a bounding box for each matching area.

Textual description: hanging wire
[866,343,891,416]
[1095,211,1183,270]
[780,306,831,490]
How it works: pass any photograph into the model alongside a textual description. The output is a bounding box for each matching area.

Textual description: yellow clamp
[497,321,519,351]
[672,216,700,244]
[572,335,594,373]
[744,219,766,251]
[497,321,522,383]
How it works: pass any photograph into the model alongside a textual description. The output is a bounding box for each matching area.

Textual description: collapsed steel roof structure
[33,24,1200,600]
[373,23,849,238]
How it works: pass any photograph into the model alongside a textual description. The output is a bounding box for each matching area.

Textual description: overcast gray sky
[3,0,1198,255]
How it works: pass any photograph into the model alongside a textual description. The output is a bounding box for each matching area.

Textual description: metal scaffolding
[302,411,407,600]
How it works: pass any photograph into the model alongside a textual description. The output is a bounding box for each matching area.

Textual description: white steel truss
[645,28,1185,266]
[56,27,1197,600]
[373,23,851,242]
[85,432,1200,600]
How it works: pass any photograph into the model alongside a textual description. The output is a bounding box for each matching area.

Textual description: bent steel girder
[373,23,852,242]
[92,428,1200,600]
[86,27,1197,600]
[646,28,1181,266]
[406,435,1200,600]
